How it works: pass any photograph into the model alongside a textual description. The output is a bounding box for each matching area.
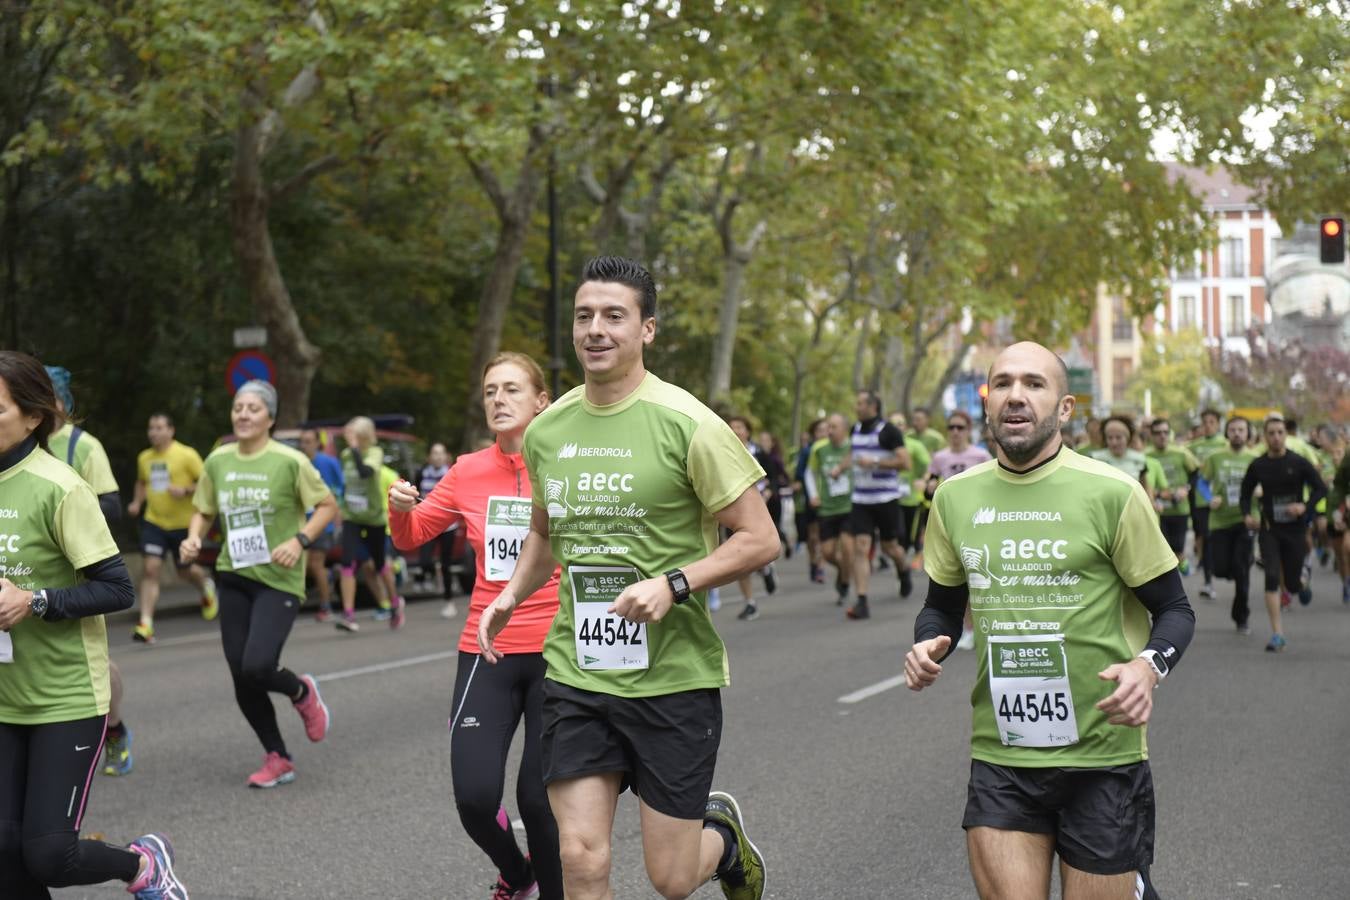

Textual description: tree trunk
[878,330,906,415]
[926,339,973,412]
[708,218,766,403]
[852,309,872,392]
[460,153,545,449]
[230,122,320,428]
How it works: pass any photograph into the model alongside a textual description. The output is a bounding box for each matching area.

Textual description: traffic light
[1322,217,1346,264]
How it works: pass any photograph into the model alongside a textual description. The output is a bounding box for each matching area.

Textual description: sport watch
[664,569,691,605]
[1137,649,1169,684]
[29,589,49,620]
[295,532,313,550]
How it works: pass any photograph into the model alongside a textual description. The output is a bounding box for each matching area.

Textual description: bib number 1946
[569,566,649,671]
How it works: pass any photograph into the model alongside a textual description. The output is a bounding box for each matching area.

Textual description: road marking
[316,650,459,684]
[838,673,908,704]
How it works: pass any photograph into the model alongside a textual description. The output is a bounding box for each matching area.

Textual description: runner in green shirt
[334,416,392,632]
[1202,416,1259,632]
[477,256,774,900]
[1187,408,1226,599]
[182,379,337,790]
[1145,417,1199,572]
[805,412,853,604]
[910,406,947,455]
[905,341,1194,900]
[0,351,187,898]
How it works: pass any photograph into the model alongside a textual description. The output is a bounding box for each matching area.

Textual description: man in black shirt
[1240,416,1327,652]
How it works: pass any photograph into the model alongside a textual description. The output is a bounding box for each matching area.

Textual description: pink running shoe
[292,674,330,742]
[491,875,539,900]
[247,752,295,789]
[390,595,406,630]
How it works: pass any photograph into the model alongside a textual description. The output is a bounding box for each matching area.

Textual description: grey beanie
[235,379,278,419]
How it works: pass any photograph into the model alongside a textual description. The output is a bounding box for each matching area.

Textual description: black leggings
[450,651,561,900]
[218,571,303,757]
[1209,524,1253,626]
[0,716,141,898]
[419,529,458,599]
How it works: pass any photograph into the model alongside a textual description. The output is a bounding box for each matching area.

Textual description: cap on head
[235,379,277,419]
[44,366,74,414]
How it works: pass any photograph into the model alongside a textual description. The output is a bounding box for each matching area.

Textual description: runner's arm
[37,555,135,620]
[803,468,820,504]
[498,504,556,608]
[389,468,458,552]
[1130,568,1195,669]
[98,492,121,522]
[1239,463,1258,520]
[914,580,968,664]
[681,486,780,593]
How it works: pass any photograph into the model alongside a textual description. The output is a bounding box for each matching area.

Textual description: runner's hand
[904,635,951,691]
[167,485,190,498]
[1209,497,1222,510]
[271,539,302,568]
[179,535,201,565]
[0,578,33,630]
[610,577,675,624]
[1243,515,1258,530]
[127,499,142,517]
[388,479,419,513]
[477,591,518,663]
[1287,502,1307,518]
[1096,659,1156,726]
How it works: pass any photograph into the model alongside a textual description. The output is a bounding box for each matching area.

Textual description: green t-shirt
[340,446,387,526]
[1145,446,1198,517]
[1188,434,1226,467]
[807,438,852,518]
[1203,447,1260,530]
[48,422,119,496]
[523,373,764,698]
[913,427,946,455]
[0,447,119,724]
[925,449,1175,768]
[193,440,331,597]
[900,436,931,508]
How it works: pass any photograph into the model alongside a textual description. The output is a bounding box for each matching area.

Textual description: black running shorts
[845,500,901,543]
[1258,526,1305,593]
[540,679,722,820]
[962,759,1156,876]
[818,512,849,542]
[140,521,192,568]
[1208,524,1252,581]
[341,522,387,570]
[1158,515,1188,553]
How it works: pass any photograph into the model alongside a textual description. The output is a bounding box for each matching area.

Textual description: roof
[1162,162,1263,210]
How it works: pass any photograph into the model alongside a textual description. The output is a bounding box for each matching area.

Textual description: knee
[239,658,277,686]
[649,869,700,900]
[558,831,611,888]
[23,831,78,887]
[452,782,502,827]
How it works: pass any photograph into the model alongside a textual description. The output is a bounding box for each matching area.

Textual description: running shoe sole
[335,619,360,633]
[130,832,188,900]
[248,771,295,789]
[295,674,330,742]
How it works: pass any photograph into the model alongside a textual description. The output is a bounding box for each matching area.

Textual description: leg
[966,827,1055,900]
[547,774,623,900]
[218,576,292,756]
[1232,529,1253,629]
[1259,531,1283,638]
[638,801,722,899]
[438,531,457,599]
[107,661,123,730]
[851,532,874,597]
[518,656,564,899]
[0,721,50,899]
[448,653,532,890]
[1060,861,1145,900]
[137,554,163,628]
[20,717,142,889]
[878,538,907,572]
[306,549,331,606]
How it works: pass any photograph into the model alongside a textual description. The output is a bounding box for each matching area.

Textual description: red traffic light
[1322,217,1346,264]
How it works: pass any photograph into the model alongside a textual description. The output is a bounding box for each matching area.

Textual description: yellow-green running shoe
[103,726,133,776]
[201,576,219,621]
[705,790,765,900]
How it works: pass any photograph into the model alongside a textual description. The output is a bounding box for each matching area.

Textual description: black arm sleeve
[353,451,374,479]
[1131,568,1195,669]
[98,492,122,522]
[913,580,969,663]
[43,556,135,621]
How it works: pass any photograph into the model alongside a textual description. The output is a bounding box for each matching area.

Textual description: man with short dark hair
[478,256,777,900]
[843,392,914,620]
[906,341,1193,900]
[1203,417,1259,633]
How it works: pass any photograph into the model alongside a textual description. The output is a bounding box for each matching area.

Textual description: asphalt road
[54,549,1350,899]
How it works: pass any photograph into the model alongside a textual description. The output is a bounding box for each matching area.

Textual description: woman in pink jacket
[389,352,560,900]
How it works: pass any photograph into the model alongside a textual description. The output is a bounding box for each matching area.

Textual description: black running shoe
[845,601,869,620]
[899,569,913,598]
[736,602,760,621]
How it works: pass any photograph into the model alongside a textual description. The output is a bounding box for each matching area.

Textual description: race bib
[149,462,171,493]
[1225,482,1241,506]
[826,473,851,497]
[570,566,648,670]
[1272,497,1298,524]
[346,492,369,514]
[226,507,271,568]
[484,496,531,581]
[0,631,11,663]
[987,635,1079,748]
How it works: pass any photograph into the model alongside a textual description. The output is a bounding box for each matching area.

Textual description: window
[1177,295,1196,329]
[1226,294,1247,336]
[1221,237,1245,278]
[1111,297,1133,341]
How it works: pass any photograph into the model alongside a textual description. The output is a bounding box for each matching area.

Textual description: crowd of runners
[1,255,1348,898]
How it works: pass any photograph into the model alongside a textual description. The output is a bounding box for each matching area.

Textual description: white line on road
[315,650,459,684]
[838,673,908,704]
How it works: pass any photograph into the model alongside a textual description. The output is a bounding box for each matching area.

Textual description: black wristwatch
[30,589,49,620]
[664,568,691,604]
[295,532,313,550]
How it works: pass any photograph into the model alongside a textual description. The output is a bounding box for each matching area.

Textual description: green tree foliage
[1125,328,1213,421]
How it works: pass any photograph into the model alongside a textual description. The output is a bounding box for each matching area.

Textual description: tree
[1125,329,1213,420]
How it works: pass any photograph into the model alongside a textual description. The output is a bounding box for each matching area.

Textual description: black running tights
[217,571,303,757]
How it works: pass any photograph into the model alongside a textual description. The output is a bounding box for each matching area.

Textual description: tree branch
[268,153,344,203]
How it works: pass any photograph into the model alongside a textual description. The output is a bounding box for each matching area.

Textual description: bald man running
[905,341,1194,900]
